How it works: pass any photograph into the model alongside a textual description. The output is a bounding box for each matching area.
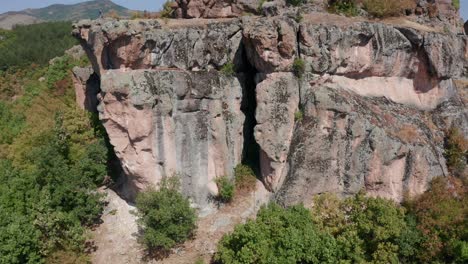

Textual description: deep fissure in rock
[239,45,261,176]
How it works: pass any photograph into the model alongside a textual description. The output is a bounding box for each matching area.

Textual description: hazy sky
[0,0,467,20]
[0,0,165,13]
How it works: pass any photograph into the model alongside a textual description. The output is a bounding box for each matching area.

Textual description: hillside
[0,0,466,263]
[0,0,131,29]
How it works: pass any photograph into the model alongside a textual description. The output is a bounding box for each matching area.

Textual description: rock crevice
[73,14,467,210]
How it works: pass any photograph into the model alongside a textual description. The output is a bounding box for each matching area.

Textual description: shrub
[362,0,416,18]
[294,110,304,121]
[216,203,339,263]
[131,11,143,19]
[311,192,415,263]
[452,0,460,10]
[294,10,304,23]
[135,177,197,252]
[160,1,175,18]
[444,127,467,177]
[234,164,257,192]
[287,0,307,7]
[328,0,359,16]
[292,58,305,78]
[220,61,236,76]
[258,0,267,13]
[215,176,234,203]
[106,9,120,19]
[405,177,467,262]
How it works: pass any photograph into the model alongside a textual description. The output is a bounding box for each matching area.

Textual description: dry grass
[454,79,468,105]
[395,124,420,143]
[360,0,417,17]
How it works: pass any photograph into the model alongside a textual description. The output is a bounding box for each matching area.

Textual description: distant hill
[0,0,132,29]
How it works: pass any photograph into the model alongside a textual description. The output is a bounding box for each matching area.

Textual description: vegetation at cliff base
[0,24,110,263]
[135,177,197,253]
[216,177,468,263]
[0,22,77,70]
[215,176,235,203]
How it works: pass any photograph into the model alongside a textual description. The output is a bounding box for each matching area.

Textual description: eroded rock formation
[73,4,467,211]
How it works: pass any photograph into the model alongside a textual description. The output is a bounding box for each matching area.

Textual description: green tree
[215,203,338,264]
[405,177,467,263]
[135,177,197,252]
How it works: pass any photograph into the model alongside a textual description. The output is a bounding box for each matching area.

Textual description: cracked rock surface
[73,10,467,210]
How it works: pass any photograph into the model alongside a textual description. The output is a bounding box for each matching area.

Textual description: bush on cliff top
[135,177,197,252]
[328,0,417,18]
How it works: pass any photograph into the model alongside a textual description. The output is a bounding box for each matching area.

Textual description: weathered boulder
[99,69,245,212]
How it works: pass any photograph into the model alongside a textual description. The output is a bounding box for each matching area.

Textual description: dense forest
[0,22,111,263]
[0,22,77,70]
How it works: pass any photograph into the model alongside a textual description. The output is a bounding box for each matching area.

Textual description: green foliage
[160,1,175,18]
[292,58,305,78]
[452,0,460,10]
[46,56,73,90]
[0,102,25,144]
[294,110,304,121]
[135,177,197,252]
[216,189,466,264]
[287,0,307,7]
[257,0,269,13]
[215,203,338,263]
[0,22,77,70]
[294,10,304,23]
[0,54,110,262]
[444,127,467,177]
[328,0,359,17]
[405,177,467,263]
[234,164,257,192]
[215,176,235,203]
[312,192,410,263]
[221,61,236,76]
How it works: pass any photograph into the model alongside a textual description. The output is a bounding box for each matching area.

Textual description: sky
[0,0,467,20]
[0,0,165,13]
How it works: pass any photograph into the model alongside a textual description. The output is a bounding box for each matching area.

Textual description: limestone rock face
[275,78,459,205]
[72,19,243,75]
[99,70,245,210]
[74,14,467,210]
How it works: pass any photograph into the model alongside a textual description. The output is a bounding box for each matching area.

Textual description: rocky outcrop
[275,75,464,205]
[72,66,100,112]
[73,13,467,210]
[174,0,262,18]
[99,69,245,211]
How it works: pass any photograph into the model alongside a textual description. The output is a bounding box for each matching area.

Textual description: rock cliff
[73,4,467,211]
